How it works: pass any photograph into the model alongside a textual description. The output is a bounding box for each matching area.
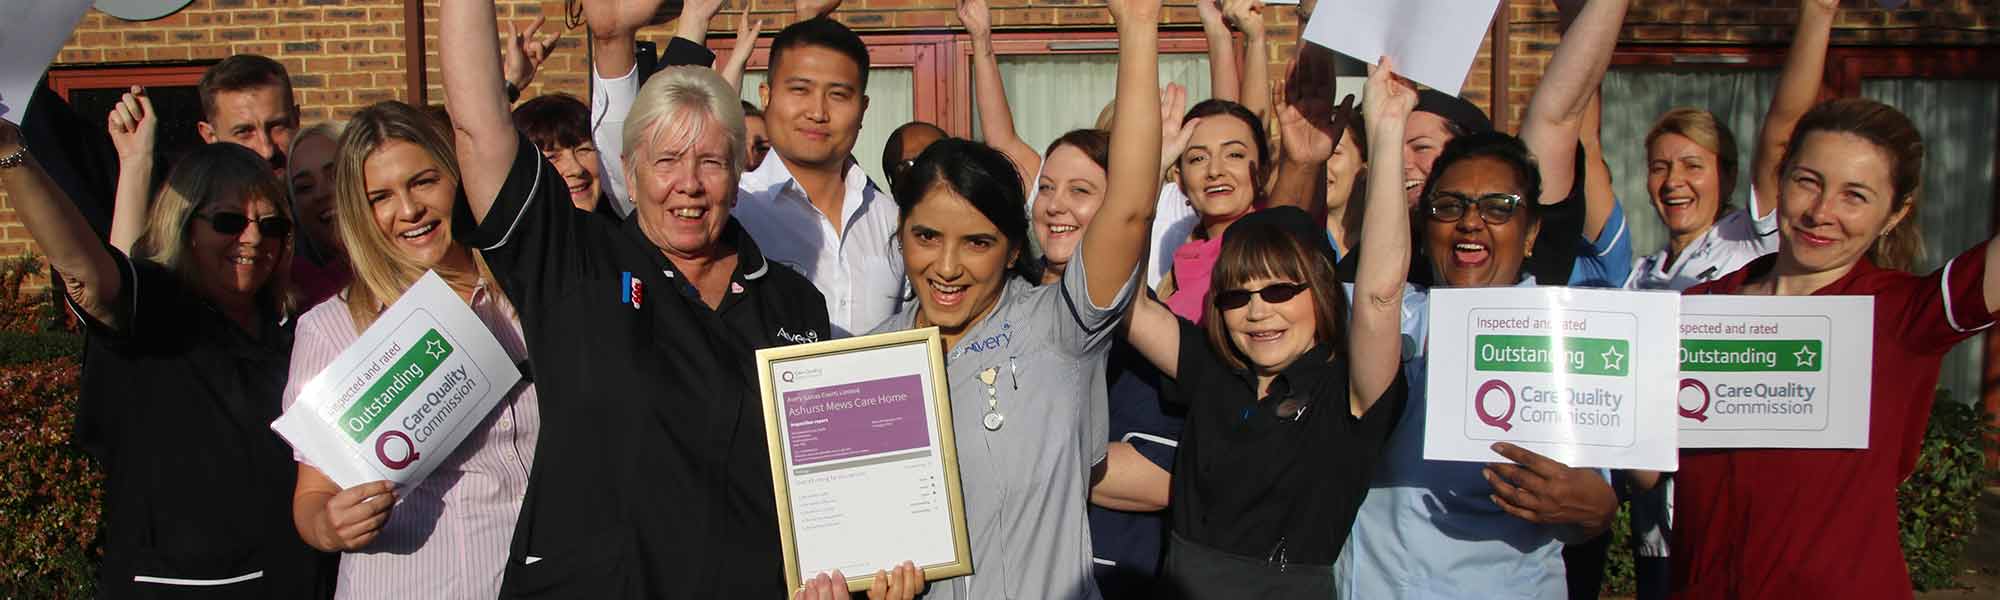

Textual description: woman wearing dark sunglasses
[1118,57,1416,599]
[0,117,328,597]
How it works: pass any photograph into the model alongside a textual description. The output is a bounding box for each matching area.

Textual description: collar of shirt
[744,153,884,232]
[1228,342,1339,417]
[621,215,771,301]
[1692,251,1882,297]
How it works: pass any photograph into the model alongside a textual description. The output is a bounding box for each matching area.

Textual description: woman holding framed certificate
[850,1,1168,598]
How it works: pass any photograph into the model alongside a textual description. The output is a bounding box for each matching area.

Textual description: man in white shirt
[733,16,906,337]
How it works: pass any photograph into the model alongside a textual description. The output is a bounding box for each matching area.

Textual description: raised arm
[675,0,725,47]
[1348,58,1416,415]
[959,0,1041,189]
[585,0,666,80]
[106,86,156,253]
[796,0,842,20]
[1225,0,1270,118]
[1753,0,1836,220]
[441,0,520,220]
[1517,0,1629,206]
[1578,89,1615,241]
[0,120,124,328]
[1196,0,1239,103]
[720,5,764,92]
[1082,0,1165,309]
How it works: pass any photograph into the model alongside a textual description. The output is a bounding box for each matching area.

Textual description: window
[47,63,213,170]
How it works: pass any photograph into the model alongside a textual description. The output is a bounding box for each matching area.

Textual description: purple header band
[785,374,930,466]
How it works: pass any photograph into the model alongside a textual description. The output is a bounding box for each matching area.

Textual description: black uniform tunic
[469,136,828,598]
[72,251,329,598]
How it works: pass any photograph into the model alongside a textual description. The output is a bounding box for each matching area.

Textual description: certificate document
[271,271,522,489]
[1425,287,1681,471]
[756,328,973,593]
[1677,295,1873,449]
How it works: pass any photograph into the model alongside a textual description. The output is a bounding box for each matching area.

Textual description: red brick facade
[5,0,1995,258]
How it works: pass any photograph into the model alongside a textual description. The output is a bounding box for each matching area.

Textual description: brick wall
[6,0,1995,264]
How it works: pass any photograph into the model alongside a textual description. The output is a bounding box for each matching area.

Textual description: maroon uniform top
[1674,242,1995,600]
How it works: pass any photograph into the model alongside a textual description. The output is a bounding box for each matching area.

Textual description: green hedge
[0,358,100,597]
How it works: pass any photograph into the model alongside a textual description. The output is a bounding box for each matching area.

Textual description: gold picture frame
[755,327,973,594]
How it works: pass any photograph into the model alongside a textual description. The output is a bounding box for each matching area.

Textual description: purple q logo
[781,371,795,383]
[1678,378,1711,422]
[1475,380,1516,431]
[375,430,420,470]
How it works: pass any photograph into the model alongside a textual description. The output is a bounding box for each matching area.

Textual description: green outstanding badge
[272,271,524,489]
[1677,296,1873,449]
[1425,287,1681,471]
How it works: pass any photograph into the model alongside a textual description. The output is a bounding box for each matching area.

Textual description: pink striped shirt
[281,284,539,599]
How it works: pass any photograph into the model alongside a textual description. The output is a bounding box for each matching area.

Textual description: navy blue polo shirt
[464,135,828,598]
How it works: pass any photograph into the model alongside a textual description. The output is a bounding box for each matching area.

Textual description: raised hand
[318,481,397,551]
[720,4,765,91]
[1107,0,1162,27]
[1195,0,1225,27]
[106,86,157,160]
[1362,56,1417,132]
[957,0,992,41]
[1276,95,1346,168]
[1483,442,1617,532]
[583,0,666,37]
[1223,0,1264,38]
[796,0,843,20]
[1158,83,1199,176]
[504,16,564,90]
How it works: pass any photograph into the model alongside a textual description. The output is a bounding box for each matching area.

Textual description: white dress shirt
[735,155,907,336]
[590,64,639,217]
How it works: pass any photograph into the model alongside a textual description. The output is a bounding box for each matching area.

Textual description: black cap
[1222,206,1338,263]
[1414,89,1494,134]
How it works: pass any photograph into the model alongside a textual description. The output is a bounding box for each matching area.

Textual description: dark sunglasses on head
[1214,282,1309,310]
[193,212,293,239]
[1426,191,1525,225]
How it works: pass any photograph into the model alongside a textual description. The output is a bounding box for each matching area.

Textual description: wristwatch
[0,145,27,169]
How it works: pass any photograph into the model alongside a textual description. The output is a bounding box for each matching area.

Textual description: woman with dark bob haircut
[834,3,1169,598]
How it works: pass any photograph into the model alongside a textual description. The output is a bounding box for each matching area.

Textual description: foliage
[1899,396,1998,591]
[1601,503,1636,596]
[0,358,100,597]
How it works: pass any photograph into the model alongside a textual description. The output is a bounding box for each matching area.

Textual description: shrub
[0,358,100,597]
[1899,396,1998,591]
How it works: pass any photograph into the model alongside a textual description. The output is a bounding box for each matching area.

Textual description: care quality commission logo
[1463,309,1639,448]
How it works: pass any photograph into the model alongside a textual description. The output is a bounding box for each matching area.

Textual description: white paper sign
[272,272,522,489]
[1676,296,1873,449]
[0,0,92,120]
[1300,0,1501,97]
[1425,287,1681,471]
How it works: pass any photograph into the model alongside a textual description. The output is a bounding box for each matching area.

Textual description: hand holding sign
[1300,0,1502,96]
[1483,442,1617,534]
[314,480,396,552]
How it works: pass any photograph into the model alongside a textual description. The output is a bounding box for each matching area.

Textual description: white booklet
[272,271,523,489]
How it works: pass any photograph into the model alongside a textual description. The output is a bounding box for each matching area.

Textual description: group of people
[0,0,1987,598]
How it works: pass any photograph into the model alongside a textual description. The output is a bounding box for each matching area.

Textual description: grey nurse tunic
[872,249,1135,600]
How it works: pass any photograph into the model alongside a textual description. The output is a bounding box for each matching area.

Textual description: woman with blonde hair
[287,121,351,306]
[1,114,325,595]
[283,100,539,598]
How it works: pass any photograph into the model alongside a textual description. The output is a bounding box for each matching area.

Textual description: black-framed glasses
[193,212,293,239]
[1425,192,1525,225]
[1215,282,1309,310]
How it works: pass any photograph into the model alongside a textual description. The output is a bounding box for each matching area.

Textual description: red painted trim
[45,64,211,101]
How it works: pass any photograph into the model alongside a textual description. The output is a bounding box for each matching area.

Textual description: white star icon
[425,339,447,360]
[1601,345,1625,371]
[1794,344,1817,369]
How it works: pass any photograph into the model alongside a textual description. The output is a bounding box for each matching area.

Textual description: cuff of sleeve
[1122,432,1180,470]
[62,246,137,338]
[662,37,719,68]
[1591,202,1628,257]
[1942,240,1997,333]
[1749,190,1778,237]
[457,133,547,251]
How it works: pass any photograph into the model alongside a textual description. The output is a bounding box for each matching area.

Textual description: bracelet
[0,145,27,169]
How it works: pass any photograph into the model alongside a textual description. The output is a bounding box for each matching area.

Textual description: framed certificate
[755,327,973,593]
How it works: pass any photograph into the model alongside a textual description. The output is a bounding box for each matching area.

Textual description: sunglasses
[193,212,294,239]
[1214,282,1309,310]
[1426,192,1525,225]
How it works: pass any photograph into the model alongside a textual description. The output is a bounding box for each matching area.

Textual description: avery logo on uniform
[1677,296,1872,449]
